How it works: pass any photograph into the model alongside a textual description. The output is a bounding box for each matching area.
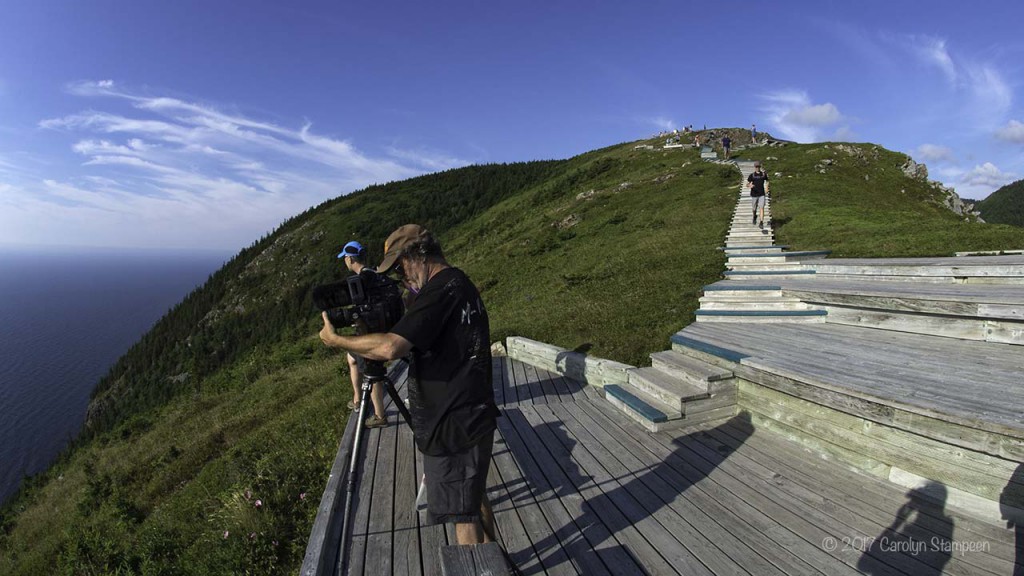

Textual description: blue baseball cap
[337,241,365,260]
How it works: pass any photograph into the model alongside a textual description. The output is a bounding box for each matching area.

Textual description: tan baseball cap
[378,224,431,274]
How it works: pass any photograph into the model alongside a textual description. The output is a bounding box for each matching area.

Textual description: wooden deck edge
[737,356,1024,448]
[505,336,635,389]
[301,409,358,576]
[730,374,1024,525]
[302,361,409,576]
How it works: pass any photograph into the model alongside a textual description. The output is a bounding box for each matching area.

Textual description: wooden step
[723,270,816,280]
[726,264,809,272]
[719,245,788,253]
[649,350,734,392]
[695,309,827,323]
[703,283,783,291]
[603,383,680,432]
[699,299,808,311]
[805,256,1024,283]
[725,241,775,248]
[702,285,783,298]
[728,250,831,263]
[670,333,748,367]
[820,304,1024,345]
[628,366,709,407]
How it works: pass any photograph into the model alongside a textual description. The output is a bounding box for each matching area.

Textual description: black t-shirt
[390,267,497,456]
[747,171,768,196]
[722,137,731,147]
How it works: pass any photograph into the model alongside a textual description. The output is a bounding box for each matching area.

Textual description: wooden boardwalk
[335,357,1021,575]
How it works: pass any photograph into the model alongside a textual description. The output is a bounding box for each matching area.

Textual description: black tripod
[336,359,414,574]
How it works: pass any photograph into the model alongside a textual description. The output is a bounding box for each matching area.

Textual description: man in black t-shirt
[747,161,770,229]
[319,224,498,546]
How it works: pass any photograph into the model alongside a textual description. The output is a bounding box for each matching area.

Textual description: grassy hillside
[4,133,1024,575]
[976,178,1024,228]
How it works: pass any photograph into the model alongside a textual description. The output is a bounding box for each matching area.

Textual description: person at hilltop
[319,224,499,546]
[722,135,731,159]
[751,123,757,142]
[747,161,770,229]
[338,241,388,429]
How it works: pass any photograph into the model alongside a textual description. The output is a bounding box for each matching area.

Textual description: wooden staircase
[603,350,737,432]
[702,161,828,321]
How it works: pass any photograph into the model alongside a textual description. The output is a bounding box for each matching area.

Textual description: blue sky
[1,1,1023,251]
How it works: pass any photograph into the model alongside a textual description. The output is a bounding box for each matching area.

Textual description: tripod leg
[379,376,414,429]
[337,376,373,574]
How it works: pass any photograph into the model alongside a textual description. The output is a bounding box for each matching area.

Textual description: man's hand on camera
[320,311,341,348]
[317,311,414,361]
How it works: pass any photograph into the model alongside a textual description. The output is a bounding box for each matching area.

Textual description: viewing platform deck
[305,357,1021,575]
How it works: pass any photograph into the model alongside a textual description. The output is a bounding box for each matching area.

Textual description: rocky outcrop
[902,154,983,221]
[901,158,929,181]
[932,181,985,221]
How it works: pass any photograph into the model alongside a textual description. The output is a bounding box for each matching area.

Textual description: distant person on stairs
[747,161,769,229]
[722,135,731,159]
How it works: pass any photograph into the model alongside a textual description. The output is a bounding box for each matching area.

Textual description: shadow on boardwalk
[1001,463,1024,576]
[857,482,953,575]
[504,410,754,575]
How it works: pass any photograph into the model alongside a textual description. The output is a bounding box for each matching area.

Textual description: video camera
[312,272,405,336]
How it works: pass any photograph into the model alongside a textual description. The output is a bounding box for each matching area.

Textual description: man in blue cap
[338,241,387,428]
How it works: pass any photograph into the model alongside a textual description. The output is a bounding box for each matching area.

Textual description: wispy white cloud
[759,90,845,142]
[915,144,955,163]
[995,119,1024,144]
[909,36,957,84]
[385,146,469,172]
[6,80,472,250]
[897,35,1013,124]
[966,65,1012,118]
[646,116,676,132]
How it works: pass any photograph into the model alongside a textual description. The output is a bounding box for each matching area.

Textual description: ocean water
[0,247,229,504]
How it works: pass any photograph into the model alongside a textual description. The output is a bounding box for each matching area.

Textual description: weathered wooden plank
[487,415,577,576]
[439,542,511,576]
[575,400,876,575]
[709,420,1021,574]
[683,323,1024,439]
[655,415,965,575]
[510,358,535,406]
[502,409,650,575]
[740,381,1021,480]
[364,413,397,576]
[543,364,573,400]
[346,417,383,574]
[502,356,518,407]
[392,414,422,576]
[537,405,725,571]
[514,408,694,576]
[522,362,552,405]
[483,422,557,573]
[741,381,1019,510]
[495,412,611,575]
[548,403,805,575]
